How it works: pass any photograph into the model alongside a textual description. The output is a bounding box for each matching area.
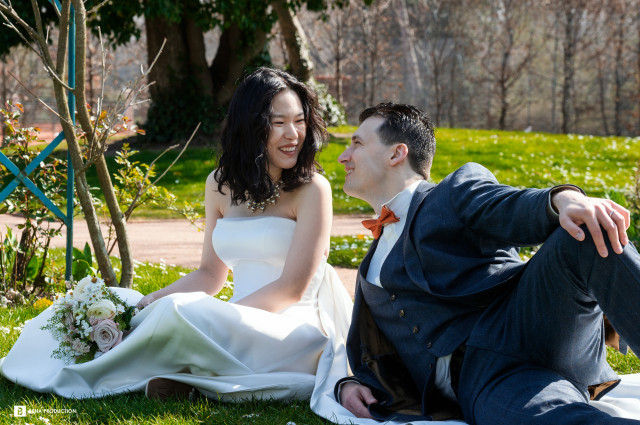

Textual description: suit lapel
[378,181,435,285]
[354,236,380,302]
[404,180,435,235]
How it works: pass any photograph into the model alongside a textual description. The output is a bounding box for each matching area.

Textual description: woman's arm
[137,172,230,308]
[234,174,333,312]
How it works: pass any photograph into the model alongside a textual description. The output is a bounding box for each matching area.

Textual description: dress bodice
[212,216,323,304]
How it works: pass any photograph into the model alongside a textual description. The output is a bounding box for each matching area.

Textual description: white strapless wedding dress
[0,217,353,408]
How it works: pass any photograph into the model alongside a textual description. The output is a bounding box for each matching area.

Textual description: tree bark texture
[613,13,624,137]
[561,4,577,134]
[71,0,121,286]
[1,62,6,145]
[145,15,213,101]
[551,8,560,133]
[392,0,423,103]
[209,23,268,107]
[596,61,610,135]
[272,0,314,83]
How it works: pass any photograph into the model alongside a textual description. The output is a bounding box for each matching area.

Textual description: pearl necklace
[245,180,282,213]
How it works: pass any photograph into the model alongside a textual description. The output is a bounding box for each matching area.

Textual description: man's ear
[389,143,409,166]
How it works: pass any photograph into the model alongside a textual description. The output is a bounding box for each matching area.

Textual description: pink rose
[91,319,123,352]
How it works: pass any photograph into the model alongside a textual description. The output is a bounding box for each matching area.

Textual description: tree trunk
[184,15,213,95]
[497,23,513,131]
[562,7,576,134]
[485,33,494,129]
[613,14,624,137]
[447,51,457,128]
[71,0,120,286]
[526,28,534,128]
[94,157,134,287]
[209,23,268,107]
[335,37,343,105]
[1,61,6,145]
[551,8,560,133]
[392,0,423,103]
[432,47,442,126]
[497,45,511,131]
[272,0,314,83]
[87,40,94,106]
[145,16,189,101]
[333,10,347,106]
[145,11,213,102]
[596,61,610,135]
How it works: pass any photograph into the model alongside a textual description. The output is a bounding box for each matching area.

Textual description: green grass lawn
[77,126,640,218]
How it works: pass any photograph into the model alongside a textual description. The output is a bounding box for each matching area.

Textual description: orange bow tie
[362,205,400,239]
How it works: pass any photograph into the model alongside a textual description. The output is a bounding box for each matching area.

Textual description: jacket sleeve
[448,162,562,246]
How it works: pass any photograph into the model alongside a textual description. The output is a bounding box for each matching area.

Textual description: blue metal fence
[0,2,76,280]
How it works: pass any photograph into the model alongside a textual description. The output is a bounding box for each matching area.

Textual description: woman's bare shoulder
[294,173,331,206]
[205,169,230,215]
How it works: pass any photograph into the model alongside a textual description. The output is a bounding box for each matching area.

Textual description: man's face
[338,117,393,202]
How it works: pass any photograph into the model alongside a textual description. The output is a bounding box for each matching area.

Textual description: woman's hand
[136,293,156,310]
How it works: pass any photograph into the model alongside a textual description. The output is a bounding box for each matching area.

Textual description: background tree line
[2,0,640,139]
[303,0,640,136]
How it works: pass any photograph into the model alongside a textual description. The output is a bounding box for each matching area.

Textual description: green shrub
[310,79,347,127]
[143,79,224,145]
[0,102,68,297]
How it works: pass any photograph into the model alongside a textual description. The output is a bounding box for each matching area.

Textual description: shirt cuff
[335,378,361,403]
[547,184,585,222]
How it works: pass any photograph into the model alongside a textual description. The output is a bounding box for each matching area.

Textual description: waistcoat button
[390,294,396,301]
[412,326,419,334]
[426,342,432,348]
[399,310,405,317]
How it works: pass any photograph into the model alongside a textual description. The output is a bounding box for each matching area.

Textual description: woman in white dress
[0,67,353,409]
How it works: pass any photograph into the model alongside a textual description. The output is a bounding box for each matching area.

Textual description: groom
[335,102,640,424]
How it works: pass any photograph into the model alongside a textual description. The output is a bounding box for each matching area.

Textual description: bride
[0,67,353,408]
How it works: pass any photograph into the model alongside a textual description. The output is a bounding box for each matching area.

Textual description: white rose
[73,276,100,301]
[91,319,123,352]
[86,299,116,320]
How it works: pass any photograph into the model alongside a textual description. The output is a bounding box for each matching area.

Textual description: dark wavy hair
[359,102,436,179]
[215,67,328,205]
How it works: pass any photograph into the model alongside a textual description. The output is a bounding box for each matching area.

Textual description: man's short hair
[359,103,436,179]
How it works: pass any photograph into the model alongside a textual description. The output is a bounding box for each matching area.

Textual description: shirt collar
[381,180,422,221]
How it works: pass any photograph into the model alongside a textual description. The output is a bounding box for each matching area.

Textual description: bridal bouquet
[42,276,138,364]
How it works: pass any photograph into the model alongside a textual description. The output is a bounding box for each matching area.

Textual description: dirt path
[0,214,370,297]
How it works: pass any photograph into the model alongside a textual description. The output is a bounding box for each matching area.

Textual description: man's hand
[552,189,630,257]
[340,382,378,419]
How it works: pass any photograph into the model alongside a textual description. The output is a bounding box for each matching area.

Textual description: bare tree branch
[42,62,75,92]
[30,0,45,42]
[55,1,70,77]
[0,9,44,59]
[87,0,109,16]
[123,123,200,220]
[7,70,73,126]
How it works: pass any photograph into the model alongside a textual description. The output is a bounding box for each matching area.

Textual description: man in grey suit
[336,102,640,424]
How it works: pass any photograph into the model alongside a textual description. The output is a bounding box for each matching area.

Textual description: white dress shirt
[364,180,457,401]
